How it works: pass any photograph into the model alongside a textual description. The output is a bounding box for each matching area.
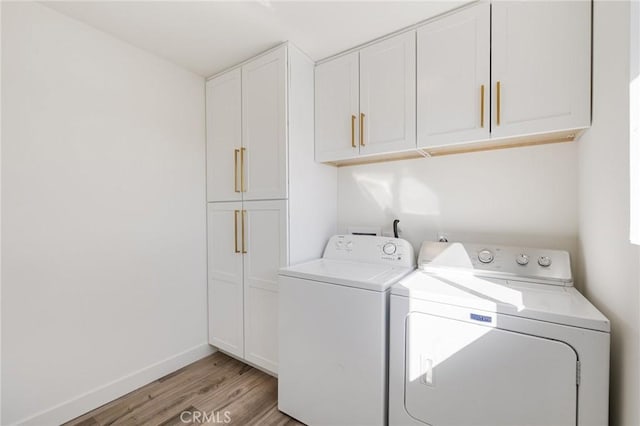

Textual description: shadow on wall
[336,144,580,280]
[352,171,441,218]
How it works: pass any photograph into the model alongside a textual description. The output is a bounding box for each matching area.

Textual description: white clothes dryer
[389,241,610,426]
[279,235,416,426]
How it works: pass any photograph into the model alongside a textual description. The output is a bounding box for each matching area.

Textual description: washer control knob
[478,249,494,264]
[383,242,397,255]
[346,241,353,249]
[538,256,552,267]
[516,254,529,266]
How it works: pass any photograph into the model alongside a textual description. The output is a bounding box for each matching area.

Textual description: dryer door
[405,312,577,426]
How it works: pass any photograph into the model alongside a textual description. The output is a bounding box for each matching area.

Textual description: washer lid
[393,270,610,332]
[279,259,415,292]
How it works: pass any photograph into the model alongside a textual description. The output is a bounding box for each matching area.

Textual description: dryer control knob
[478,249,494,264]
[538,256,552,267]
[383,242,397,255]
[516,254,529,265]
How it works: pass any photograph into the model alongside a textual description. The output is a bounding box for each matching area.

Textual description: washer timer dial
[538,256,552,267]
[383,242,397,255]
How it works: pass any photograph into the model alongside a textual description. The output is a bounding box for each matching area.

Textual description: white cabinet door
[242,200,288,374]
[491,1,591,138]
[242,47,288,201]
[207,202,244,358]
[206,70,242,202]
[314,52,360,162]
[360,31,416,155]
[417,2,490,148]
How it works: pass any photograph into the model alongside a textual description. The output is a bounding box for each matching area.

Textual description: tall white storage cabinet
[205,44,337,375]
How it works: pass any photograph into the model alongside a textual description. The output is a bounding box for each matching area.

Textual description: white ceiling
[44,1,467,77]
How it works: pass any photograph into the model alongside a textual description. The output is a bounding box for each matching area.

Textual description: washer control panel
[418,242,572,286]
[324,235,416,268]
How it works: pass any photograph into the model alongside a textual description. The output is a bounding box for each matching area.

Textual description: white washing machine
[389,242,610,426]
[279,234,416,426]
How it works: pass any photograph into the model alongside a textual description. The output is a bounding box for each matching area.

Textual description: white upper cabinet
[417,2,490,148]
[206,69,242,202]
[491,1,591,138]
[314,52,360,162]
[314,32,416,163]
[315,1,591,161]
[360,31,416,155]
[242,47,288,201]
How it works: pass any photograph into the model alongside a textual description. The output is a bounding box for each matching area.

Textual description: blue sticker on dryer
[470,313,492,323]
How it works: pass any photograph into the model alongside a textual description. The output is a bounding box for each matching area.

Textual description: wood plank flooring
[65,352,303,426]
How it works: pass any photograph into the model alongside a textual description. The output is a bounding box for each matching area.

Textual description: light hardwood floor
[65,352,303,426]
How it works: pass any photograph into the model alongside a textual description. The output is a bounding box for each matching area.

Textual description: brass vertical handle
[234,149,240,192]
[240,148,246,192]
[351,115,356,148]
[241,210,247,254]
[496,81,501,126]
[234,210,240,253]
[359,113,365,146]
[480,85,485,128]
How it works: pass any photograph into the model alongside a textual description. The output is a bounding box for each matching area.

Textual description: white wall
[338,142,579,260]
[1,3,209,424]
[0,1,3,423]
[288,45,338,265]
[631,0,640,245]
[577,2,640,425]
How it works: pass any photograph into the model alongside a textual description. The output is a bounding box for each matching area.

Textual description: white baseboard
[16,343,216,426]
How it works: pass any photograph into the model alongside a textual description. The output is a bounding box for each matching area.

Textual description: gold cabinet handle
[359,113,365,146]
[240,147,246,192]
[241,210,247,254]
[480,85,485,128]
[234,149,240,192]
[496,81,501,126]
[351,115,356,148]
[234,210,240,253]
